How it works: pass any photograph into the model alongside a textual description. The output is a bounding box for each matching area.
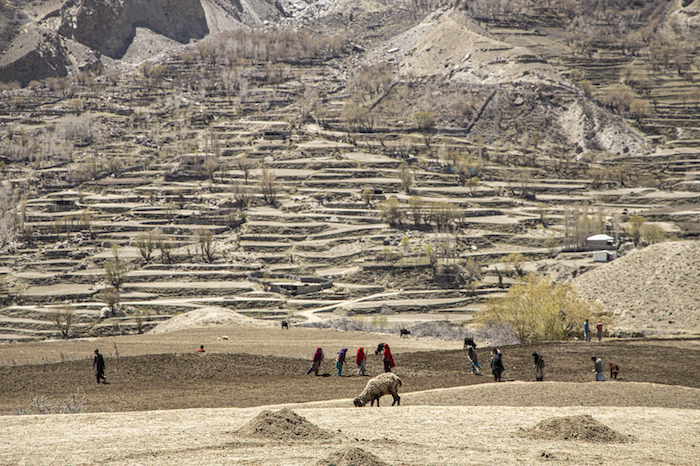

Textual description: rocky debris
[538,263,594,283]
[572,241,700,334]
[236,408,334,440]
[316,447,389,466]
[521,414,629,443]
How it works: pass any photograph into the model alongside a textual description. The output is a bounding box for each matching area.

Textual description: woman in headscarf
[336,348,348,376]
[356,347,366,376]
[306,347,324,376]
[383,343,395,372]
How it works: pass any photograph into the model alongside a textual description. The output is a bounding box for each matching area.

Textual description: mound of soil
[236,408,333,441]
[149,307,270,333]
[316,447,389,466]
[522,414,629,443]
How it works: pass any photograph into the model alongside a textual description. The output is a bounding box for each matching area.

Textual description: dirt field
[2,326,700,465]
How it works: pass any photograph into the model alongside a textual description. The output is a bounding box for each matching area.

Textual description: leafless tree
[97,288,120,318]
[49,306,74,339]
[259,166,279,206]
[195,228,215,263]
[232,181,253,209]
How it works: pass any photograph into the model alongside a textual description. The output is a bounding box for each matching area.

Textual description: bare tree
[408,195,424,226]
[133,308,150,334]
[104,246,128,290]
[195,228,215,262]
[49,306,74,339]
[259,166,279,206]
[236,158,256,184]
[135,230,156,263]
[398,162,413,194]
[232,181,253,210]
[154,229,175,264]
[97,287,120,317]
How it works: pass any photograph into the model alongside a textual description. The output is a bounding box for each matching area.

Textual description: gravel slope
[572,241,700,335]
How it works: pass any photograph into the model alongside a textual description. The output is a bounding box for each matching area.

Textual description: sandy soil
[1,401,698,465]
[1,324,700,465]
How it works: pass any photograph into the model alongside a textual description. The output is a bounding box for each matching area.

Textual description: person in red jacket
[306,347,324,376]
[383,343,395,372]
[356,347,367,376]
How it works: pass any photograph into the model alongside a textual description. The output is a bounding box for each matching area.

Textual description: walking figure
[583,319,590,341]
[533,352,545,381]
[491,349,504,382]
[93,349,107,384]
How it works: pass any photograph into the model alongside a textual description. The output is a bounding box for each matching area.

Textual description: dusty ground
[1,325,700,464]
[2,327,700,414]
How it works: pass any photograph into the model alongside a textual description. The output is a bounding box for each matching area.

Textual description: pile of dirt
[522,414,629,443]
[316,447,389,466]
[236,408,333,441]
[149,306,271,333]
[572,241,700,334]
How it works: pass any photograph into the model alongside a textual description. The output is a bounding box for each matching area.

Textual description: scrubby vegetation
[475,275,613,342]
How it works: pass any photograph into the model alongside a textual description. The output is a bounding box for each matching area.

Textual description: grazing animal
[399,329,410,337]
[281,320,289,330]
[374,343,386,355]
[610,362,619,379]
[222,336,229,340]
[353,373,402,407]
[463,337,476,349]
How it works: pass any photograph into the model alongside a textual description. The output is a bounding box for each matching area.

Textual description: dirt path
[295,291,402,322]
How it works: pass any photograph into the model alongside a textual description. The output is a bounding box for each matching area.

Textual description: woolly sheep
[353,373,402,407]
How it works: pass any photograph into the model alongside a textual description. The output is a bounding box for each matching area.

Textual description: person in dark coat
[490,349,504,382]
[93,349,107,384]
[532,352,544,381]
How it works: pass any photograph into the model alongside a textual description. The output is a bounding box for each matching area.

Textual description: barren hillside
[572,241,700,335]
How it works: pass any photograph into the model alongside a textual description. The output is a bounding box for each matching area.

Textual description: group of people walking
[306,343,395,376]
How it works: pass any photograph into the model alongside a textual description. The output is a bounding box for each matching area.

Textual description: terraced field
[2,5,700,343]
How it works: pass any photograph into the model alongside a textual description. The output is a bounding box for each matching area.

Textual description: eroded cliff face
[0,25,68,86]
[57,0,209,58]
